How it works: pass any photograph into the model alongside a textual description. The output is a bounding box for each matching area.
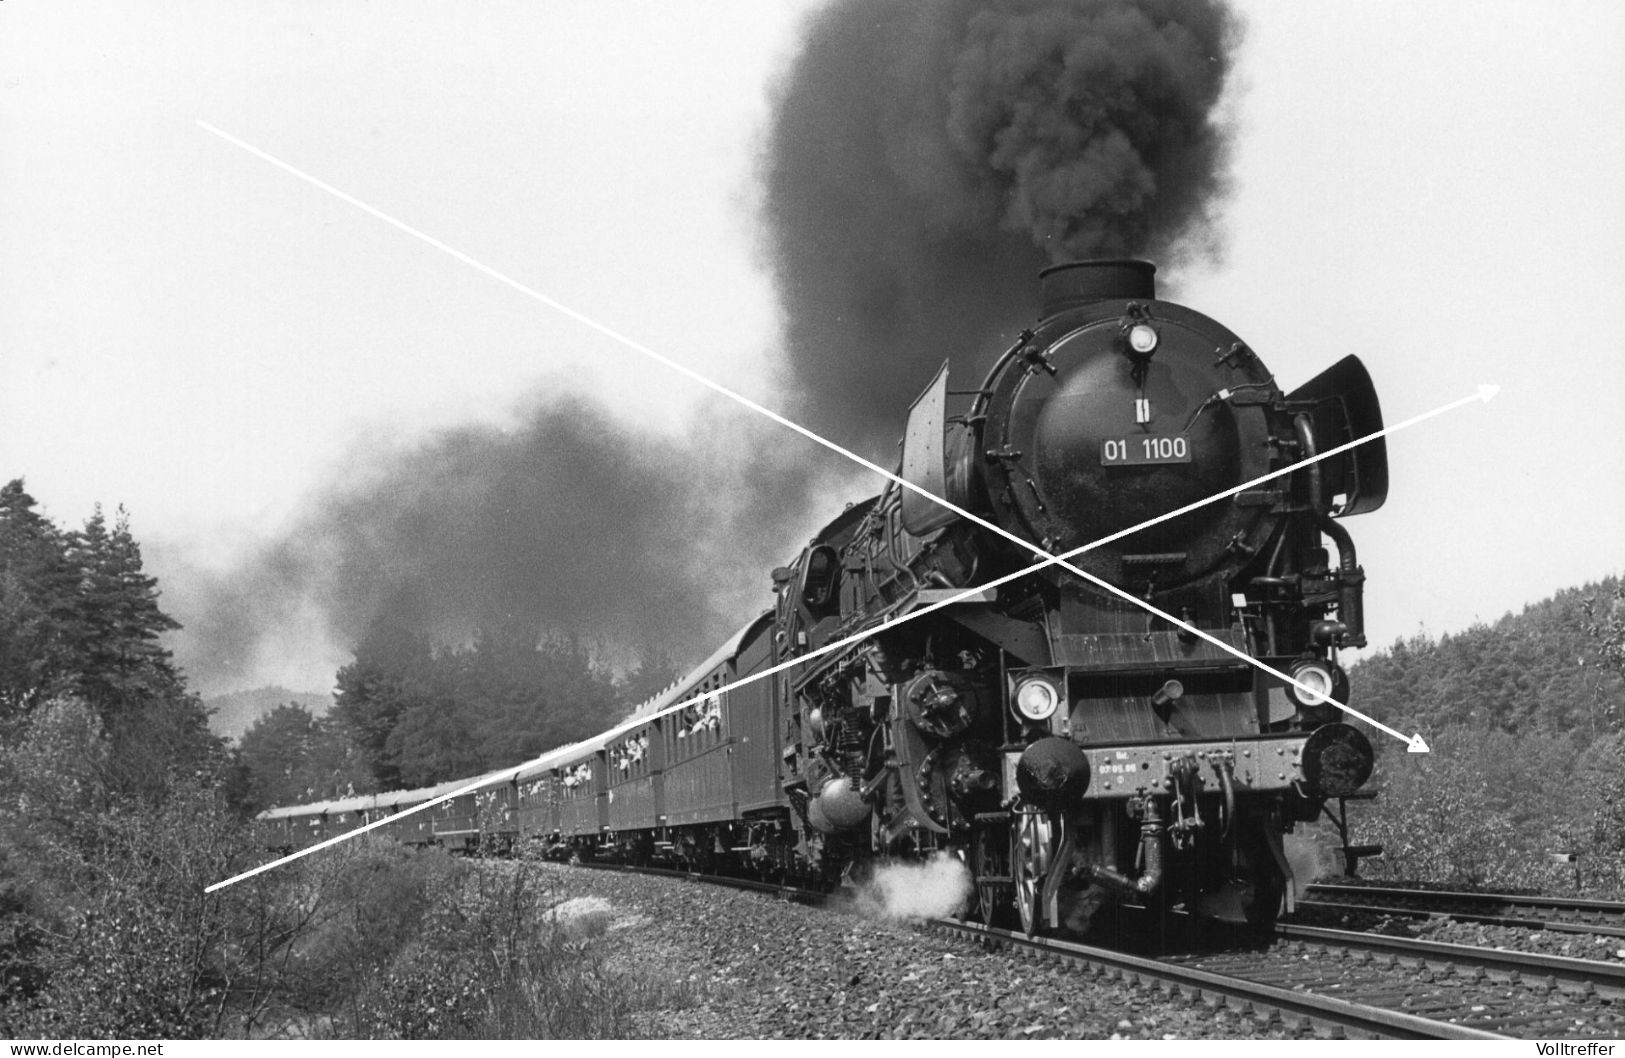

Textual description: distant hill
[1351,575,1624,737]
[205,685,330,742]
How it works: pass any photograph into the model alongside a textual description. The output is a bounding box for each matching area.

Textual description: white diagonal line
[200,123,1492,889]
[204,389,1482,892]
[193,122,1127,632]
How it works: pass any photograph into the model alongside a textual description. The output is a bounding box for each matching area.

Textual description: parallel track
[1275,920,1625,992]
[931,918,1507,1039]
[1302,883,1625,938]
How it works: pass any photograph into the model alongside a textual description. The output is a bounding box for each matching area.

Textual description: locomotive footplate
[1002,735,1315,801]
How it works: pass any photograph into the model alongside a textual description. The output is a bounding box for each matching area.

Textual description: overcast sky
[3,1,1622,695]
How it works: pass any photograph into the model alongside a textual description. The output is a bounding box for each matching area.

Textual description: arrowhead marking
[1478,384,1500,403]
[1408,734,1431,754]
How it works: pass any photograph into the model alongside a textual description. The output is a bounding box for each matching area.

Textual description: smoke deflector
[900,361,955,535]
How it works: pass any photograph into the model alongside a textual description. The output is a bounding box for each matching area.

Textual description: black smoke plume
[165,394,826,696]
[762,0,1239,457]
[163,0,1239,699]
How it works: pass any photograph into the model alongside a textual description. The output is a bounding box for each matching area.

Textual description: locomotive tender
[262,259,1386,935]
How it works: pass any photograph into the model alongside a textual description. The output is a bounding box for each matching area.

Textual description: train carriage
[291,799,335,848]
[604,724,659,835]
[431,772,510,853]
[654,615,769,828]
[322,794,372,847]
[365,787,413,844]
[475,773,520,852]
[513,759,560,841]
[555,738,610,840]
[725,613,782,818]
[393,786,441,847]
[257,802,309,852]
[431,790,477,852]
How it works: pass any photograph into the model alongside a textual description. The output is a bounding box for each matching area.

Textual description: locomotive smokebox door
[1286,354,1389,516]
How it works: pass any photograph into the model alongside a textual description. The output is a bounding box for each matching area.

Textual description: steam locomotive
[262,259,1386,935]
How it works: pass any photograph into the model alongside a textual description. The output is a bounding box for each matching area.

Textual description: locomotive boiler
[773,258,1385,933]
[261,258,1387,938]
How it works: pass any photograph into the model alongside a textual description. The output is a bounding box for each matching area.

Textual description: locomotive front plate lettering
[1101,435,1193,466]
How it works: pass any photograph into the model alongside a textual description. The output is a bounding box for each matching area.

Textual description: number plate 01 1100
[1100,435,1193,466]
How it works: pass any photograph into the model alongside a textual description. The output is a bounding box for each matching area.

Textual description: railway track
[577,860,830,906]
[931,916,1625,1038]
[1276,921,1625,992]
[931,918,1508,1039]
[576,861,1625,1038]
[1301,883,1625,938]
[1243,922,1625,1036]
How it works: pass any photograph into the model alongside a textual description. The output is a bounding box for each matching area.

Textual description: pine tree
[60,506,183,716]
[0,481,78,720]
[385,701,483,788]
[237,703,371,808]
[0,483,222,799]
[330,619,439,789]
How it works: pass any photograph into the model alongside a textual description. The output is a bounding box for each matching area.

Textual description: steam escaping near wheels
[847,854,976,922]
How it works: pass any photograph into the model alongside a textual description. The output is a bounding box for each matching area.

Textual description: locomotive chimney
[1039,259,1157,317]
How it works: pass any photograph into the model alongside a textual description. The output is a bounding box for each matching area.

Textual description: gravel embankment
[535,865,1295,1040]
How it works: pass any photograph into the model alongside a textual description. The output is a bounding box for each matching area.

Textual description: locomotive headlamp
[1013,677,1061,722]
[1288,660,1335,708]
[1128,323,1159,355]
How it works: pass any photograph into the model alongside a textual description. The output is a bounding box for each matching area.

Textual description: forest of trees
[1346,575,1625,890]
[1,480,239,1034]
[235,624,677,808]
[0,480,223,797]
[1351,578,1625,738]
[0,477,677,1036]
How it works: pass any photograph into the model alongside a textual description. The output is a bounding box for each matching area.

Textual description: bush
[3,737,695,1040]
[1351,725,1625,894]
[0,700,306,1038]
[310,846,695,1039]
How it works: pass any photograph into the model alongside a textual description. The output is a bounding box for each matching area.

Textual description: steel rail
[929,918,1506,1040]
[573,860,830,906]
[1275,920,1625,991]
[1309,882,1625,913]
[1303,884,1625,938]
[560,862,1535,1037]
[1302,898,1625,939]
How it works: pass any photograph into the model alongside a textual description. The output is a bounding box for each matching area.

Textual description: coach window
[701,686,722,747]
[613,734,650,779]
[561,762,592,798]
[675,705,692,757]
